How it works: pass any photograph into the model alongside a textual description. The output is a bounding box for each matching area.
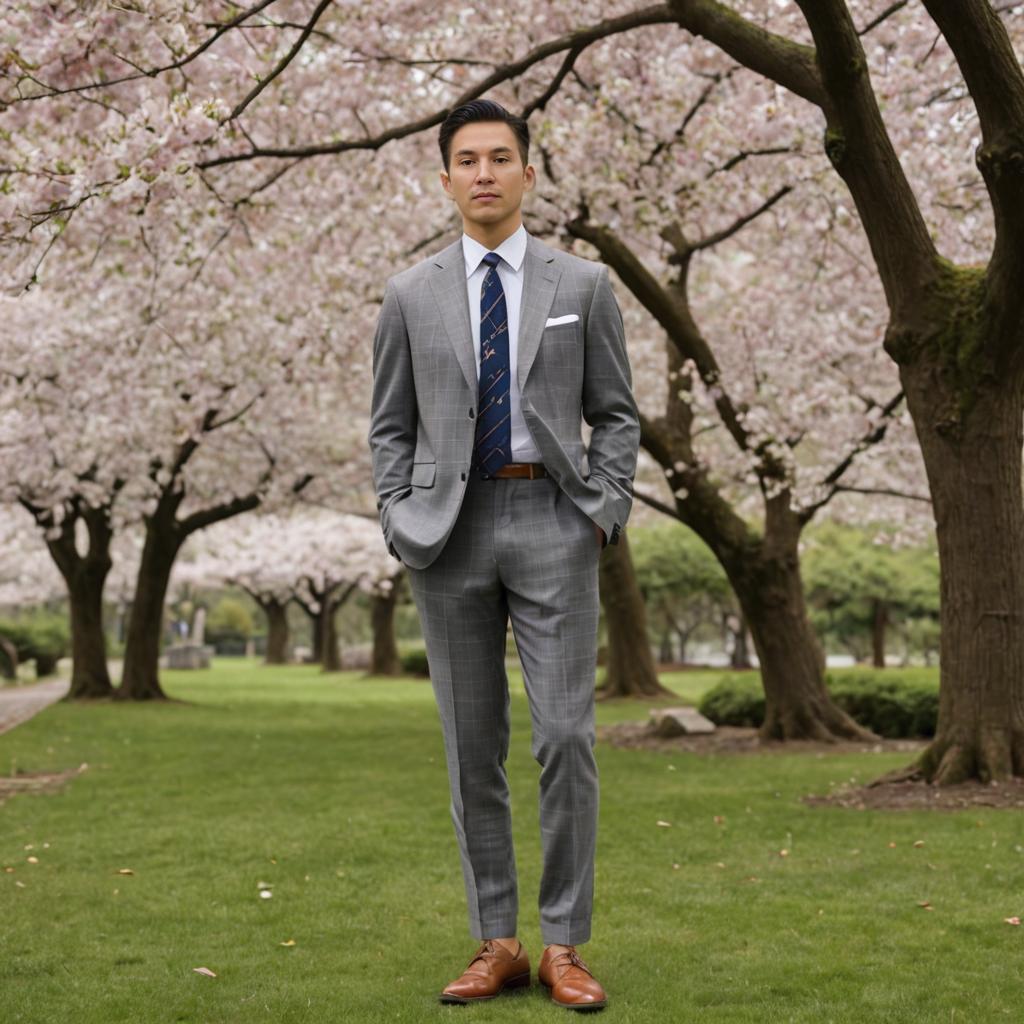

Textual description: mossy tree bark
[789,2,1024,780]
[566,0,1024,766]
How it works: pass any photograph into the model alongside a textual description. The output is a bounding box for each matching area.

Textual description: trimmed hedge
[400,648,430,677]
[0,611,70,679]
[698,668,938,738]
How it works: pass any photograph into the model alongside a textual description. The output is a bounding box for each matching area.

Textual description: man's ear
[523,163,537,192]
[440,169,453,198]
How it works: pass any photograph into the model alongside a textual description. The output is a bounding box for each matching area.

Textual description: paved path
[0,679,70,735]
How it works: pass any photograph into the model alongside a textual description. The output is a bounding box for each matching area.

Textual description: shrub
[206,598,254,654]
[827,670,937,738]
[698,673,765,728]
[0,611,69,678]
[401,648,430,677]
[698,668,938,738]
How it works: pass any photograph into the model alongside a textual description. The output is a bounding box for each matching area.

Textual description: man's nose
[475,162,495,182]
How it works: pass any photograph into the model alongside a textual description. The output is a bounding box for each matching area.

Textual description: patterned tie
[473,251,511,476]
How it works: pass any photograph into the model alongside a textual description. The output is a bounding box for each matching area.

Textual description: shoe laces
[549,947,591,976]
[469,939,516,968]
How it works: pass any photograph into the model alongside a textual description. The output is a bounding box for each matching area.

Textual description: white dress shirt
[462,223,543,463]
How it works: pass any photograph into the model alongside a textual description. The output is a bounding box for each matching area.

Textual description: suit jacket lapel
[517,233,561,390]
[428,238,478,397]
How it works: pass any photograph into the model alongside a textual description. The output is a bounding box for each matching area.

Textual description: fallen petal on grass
[193,967,217,978]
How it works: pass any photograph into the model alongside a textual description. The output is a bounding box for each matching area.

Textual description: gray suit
[368,229,639,945]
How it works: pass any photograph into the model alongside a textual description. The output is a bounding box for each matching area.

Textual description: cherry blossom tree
[183,510,404,673]
[0,171,374,698]
[5,3,1023,778]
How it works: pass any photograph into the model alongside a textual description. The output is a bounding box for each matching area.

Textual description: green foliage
[698,672,765,728]
[400,647,430,677]
[802,522,939,661]
[0,610,69,677]
[699,667,938,738]
[206,597,254,642]
[629,521,734,658]
[827,671,937,738]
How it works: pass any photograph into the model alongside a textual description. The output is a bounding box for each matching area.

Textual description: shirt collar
[462,223,527,278]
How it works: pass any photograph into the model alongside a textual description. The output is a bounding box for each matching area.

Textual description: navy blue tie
[473,251,511,476]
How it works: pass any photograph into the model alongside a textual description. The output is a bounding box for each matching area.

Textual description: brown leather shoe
[538,946,607,1010]
[439,939,531,1003]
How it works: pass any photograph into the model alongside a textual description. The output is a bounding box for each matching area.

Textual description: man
[368,98,640,1010]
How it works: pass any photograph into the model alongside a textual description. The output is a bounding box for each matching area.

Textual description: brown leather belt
[488,462,548,480]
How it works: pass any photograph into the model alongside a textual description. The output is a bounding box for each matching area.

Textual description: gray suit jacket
[368,230,640,570]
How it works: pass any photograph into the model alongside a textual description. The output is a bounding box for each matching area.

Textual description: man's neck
[463,215,523,252]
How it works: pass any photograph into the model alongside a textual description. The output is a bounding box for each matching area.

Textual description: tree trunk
[884,375,1024,783]
[320,598,341,672]
[871,599,888,669]
[658,626,674,665]
[261,598,290,665]
[0,637,16,680]
[309,608,322,665]
[729,614,752,670]
[63,556,114,697]
[720,512,877,743]
[35,504,116,700]
[673,628,690,666]
[597,532,675,699]
[369,587,401,676]
[117,522,182,701]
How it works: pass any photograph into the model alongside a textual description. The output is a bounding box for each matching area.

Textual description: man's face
[440,121,535,231]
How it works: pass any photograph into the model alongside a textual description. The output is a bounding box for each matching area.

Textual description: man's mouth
[473,193,499,200]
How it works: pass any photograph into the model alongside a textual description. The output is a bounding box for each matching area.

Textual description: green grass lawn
[1,659,1019,1023]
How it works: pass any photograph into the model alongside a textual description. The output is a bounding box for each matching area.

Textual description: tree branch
[198,5,678,168]
[666,0,824,105]
[799,388,907,520]
[568,216,752,456]
[833,484,931,503]
[229,0,335,121]
[920,0,1024,316]
[793,0,940,312]
[4,0,280,105]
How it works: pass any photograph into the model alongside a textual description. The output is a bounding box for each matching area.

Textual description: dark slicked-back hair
[438,99,530,171]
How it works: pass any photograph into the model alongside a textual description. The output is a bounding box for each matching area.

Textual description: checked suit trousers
[405,471,602,946]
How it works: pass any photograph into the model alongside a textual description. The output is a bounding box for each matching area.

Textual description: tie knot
[482,251,501,269]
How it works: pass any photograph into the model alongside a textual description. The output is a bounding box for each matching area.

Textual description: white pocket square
[545,313,580,327]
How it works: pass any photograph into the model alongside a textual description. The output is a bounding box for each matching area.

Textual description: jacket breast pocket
[410,461,436,488]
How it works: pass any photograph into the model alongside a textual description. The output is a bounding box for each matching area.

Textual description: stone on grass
[165,644,211,670]
[649,706,716,738]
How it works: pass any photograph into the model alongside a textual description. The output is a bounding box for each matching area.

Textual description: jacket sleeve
[367,278,416,548]
[581,265,641,545]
